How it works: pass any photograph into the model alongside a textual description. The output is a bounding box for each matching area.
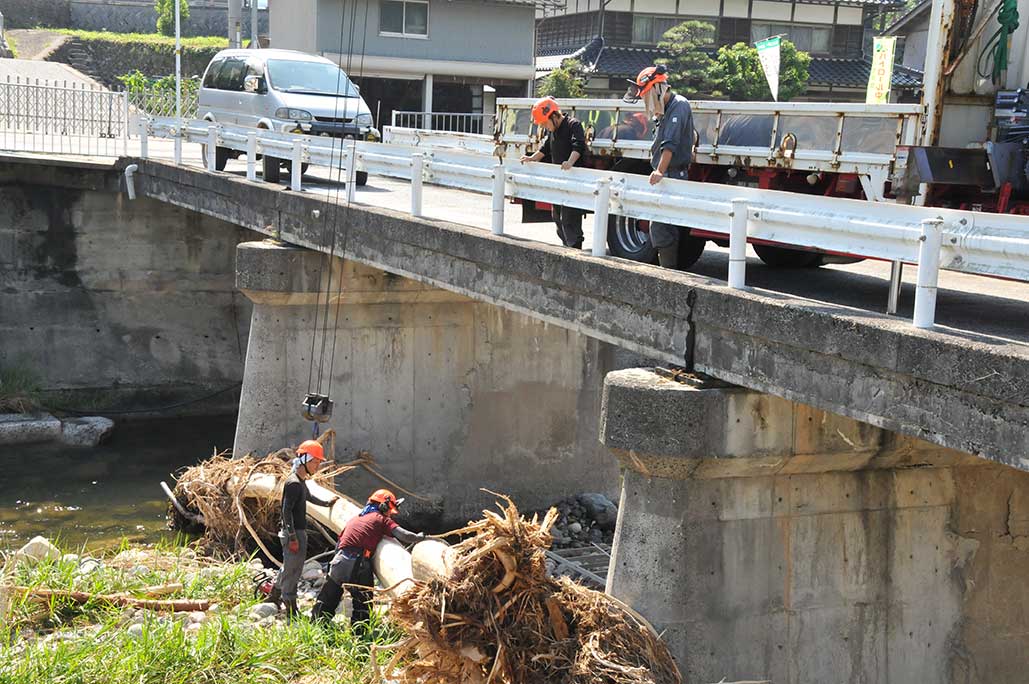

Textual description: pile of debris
[538,493,619,549]
[384,493,680,684]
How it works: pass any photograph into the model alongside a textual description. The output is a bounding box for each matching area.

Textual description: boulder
[0,413,61,445]
[14,536,61,564]
[250,602,279,620]
[59,417,114,447]
[578,493,618,531]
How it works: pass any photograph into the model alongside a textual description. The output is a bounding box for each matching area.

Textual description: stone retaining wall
[0,1,267,37]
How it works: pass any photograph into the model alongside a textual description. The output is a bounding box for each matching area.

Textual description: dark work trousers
[648,167,689,250]
[273,529,307,602]
[313,549,374,623]
[552,204,584,248]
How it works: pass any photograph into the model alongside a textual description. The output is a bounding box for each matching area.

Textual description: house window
[380,0,428,38]
[632,15,715,46]
[751,22,831,54]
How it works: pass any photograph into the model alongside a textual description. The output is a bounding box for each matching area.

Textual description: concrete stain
[23,185,84,288]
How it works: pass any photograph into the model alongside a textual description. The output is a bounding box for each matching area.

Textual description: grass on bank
[51,29,247,49]
[0,365,42,413]
[5,33,17,58]
[1,539,402,684]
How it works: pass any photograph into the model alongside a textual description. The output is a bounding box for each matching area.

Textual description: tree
[656,21,717,97]
[537,59,586,99]
[709,40,811,101]
[156,0,190,37]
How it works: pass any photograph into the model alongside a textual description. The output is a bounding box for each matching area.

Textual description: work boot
[283,599,300,623]
[311,579,344,624]
[657,246,678,269]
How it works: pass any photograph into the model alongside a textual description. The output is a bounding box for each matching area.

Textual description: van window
[266,59,359,97]
[216,58,248,91]
[202,59,226,88]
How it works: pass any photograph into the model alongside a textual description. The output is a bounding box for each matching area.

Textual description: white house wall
[794,3,835,24]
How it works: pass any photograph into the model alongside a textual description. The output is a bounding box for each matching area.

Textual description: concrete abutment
[234,240,621,524]
[602,368,1029,683]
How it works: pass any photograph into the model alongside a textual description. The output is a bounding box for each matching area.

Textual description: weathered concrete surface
[235,241,620,523]
[602,369,1029,684]
[0,158,260,414]
[132,158,1029,469]
[59,416,114,446]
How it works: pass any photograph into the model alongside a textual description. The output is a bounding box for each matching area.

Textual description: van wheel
[753,243,823,268]
[200,145,230,171]
[263,155,281,183]
[356,171,368,186]
[283,161,310,177]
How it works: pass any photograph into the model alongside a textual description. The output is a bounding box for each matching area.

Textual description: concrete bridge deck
[9,152,1021,467]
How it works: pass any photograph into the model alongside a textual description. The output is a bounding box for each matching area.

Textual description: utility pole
[250,0,258,48]
[228,0,243,48]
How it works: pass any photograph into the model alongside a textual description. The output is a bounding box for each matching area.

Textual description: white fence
[390,110,490,135]
[0,77,128,156]
[138,116,1029,330]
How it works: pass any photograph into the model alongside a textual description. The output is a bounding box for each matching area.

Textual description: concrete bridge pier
[233,240,619,524]
[601,368,1029,684]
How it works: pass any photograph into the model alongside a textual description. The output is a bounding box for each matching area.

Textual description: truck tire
[607,215,657,263]
[263,155,282,184]
[356,171,368,186]
[282,161,310,177]
[677,234,707,269]
[753,243,823,268]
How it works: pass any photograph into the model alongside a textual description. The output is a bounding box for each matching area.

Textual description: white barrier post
[122,92,129,155]
[887,261,903,315]
[246,131,257,181]
[206,124,218,171]
[346,138,358,203]
[728,198,748,289]
[291,139,303,191]
[913,218,944,329]
[411,153,424,217]
[138,116,148,159]
[491,164,505,235]
[174,130,182,166]
[591,178,611,256]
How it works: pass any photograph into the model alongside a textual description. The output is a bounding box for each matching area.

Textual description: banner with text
[755,36,782,102]
[866,36,897,104]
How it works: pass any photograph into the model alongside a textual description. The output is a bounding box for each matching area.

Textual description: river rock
[578,493,618,530]
[127,623,145,639]
[207,603,221,614]
[59,417,114,447]
[250,602,279,620]
[76,558,102,576]
[61,553,80,565]
[188,611,207,624]
[185,622,203,635]
[14,536,61,564]
[0,413,61,445]
[568,522,582,535]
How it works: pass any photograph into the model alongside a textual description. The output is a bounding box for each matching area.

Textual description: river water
[0,415,237,553]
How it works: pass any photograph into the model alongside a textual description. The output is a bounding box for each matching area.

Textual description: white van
[198,48,376,183]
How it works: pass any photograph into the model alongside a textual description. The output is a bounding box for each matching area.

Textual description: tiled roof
[537,38,923,90]
[808,57,923,88]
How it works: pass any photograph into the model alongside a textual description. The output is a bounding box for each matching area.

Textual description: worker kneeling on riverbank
[519,96,588,249]
[311,488,424,625]
[271,440,338,619]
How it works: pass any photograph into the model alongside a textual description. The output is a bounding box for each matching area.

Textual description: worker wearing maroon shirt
[310,488,424,624]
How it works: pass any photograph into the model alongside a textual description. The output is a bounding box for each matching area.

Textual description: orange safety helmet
[531,96,561,125]
[368,488,403,515]
[624,65,668,103]
[297,440,325,461]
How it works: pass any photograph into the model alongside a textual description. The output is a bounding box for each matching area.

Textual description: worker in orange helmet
[625,64,695,269]
[269,439,338,620]
[519,95,589,249]
[310,488,424,625]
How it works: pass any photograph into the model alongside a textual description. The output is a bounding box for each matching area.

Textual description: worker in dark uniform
[270,439,338,620]
[310,488,424,625]
[519,96,588,249]
[625,64,695,269]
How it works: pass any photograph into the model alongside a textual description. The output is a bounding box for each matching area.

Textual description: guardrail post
[491,164,506,235]
[913,218,943,329]
[174,128,182,166]
[122,92,129,155]
[346,139,358,203]
[246,131,257,181]
[728,198,749,289]
[411,153,424,217]
[206,124,218,171]
[291,139,303,191]
[138,116,148,159]
[887,261,903,315]
[592,178,611,256]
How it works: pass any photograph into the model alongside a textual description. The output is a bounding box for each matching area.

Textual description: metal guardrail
[0,76,128,156]
[383,127,496,155]
[137,116,1029,331]
[390,111,490,134]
